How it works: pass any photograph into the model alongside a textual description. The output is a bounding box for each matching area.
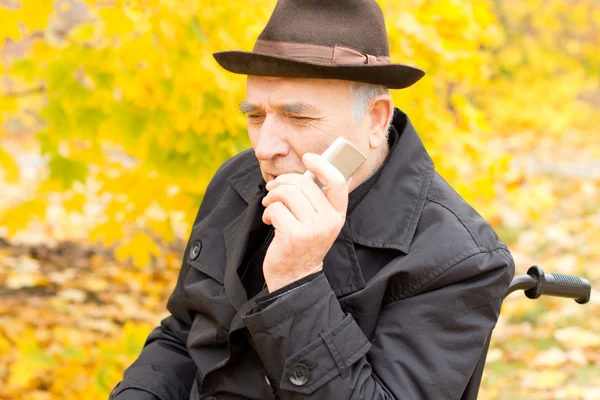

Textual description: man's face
[241,76,369,183]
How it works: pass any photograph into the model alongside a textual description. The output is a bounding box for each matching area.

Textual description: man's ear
[367,95,394,150]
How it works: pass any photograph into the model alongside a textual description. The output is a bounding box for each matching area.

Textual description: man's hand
[261,152,350,292]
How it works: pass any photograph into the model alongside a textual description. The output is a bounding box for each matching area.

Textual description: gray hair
[347,81,393,136]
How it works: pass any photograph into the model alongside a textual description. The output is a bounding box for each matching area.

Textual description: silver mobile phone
[304,137,366,187]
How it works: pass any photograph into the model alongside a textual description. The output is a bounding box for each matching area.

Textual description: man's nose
[253,116,290,161]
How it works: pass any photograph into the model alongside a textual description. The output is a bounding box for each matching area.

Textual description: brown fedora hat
[213,0,425,89]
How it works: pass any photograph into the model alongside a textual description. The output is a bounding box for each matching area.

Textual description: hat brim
[213,51,425,89]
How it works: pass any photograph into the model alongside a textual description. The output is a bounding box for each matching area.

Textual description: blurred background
[0,0,599,399]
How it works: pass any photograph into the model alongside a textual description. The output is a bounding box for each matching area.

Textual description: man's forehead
[243,76,350,112]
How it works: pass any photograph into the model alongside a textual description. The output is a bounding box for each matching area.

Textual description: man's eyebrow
[238,101,318,115]
[239,101,259,114]
[280,102,318,115]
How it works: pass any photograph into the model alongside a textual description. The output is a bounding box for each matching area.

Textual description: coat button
[190,240,202,260]
[289,363,310,386]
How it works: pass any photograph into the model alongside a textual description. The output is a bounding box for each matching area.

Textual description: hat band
[253,39,391,66]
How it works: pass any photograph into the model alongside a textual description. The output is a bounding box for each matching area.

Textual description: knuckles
[285,217,344,245]
[275,184,301,198]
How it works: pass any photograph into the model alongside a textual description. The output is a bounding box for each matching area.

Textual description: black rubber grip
[524,266,591,304]
[551,273,585,288]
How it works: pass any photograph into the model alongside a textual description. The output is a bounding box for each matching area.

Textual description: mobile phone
[304,137,367,187]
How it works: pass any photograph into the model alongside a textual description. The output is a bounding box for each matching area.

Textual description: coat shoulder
[418,171,508,254]
[383,171,514,303]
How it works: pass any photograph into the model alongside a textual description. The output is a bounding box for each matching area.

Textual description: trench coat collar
[348,109,434,253]
[222,108,433,310]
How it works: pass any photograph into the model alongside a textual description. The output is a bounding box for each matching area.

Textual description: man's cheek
[247,130,259,148]
[293,138,326,159]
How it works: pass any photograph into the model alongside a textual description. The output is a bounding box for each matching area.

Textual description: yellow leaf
[20,1,54,31]
[98,7,136,36]
[115,232,161,268]
[5,274,48,290]
[0,8,22,40]
[533,347,568,367]
[159,19,176,41]
[0,146,19,182]
[523,369,568,391]
[555,327,600,349]
[62,192,86,213]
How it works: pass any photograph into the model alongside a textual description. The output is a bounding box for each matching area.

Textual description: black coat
[110,110,515,400]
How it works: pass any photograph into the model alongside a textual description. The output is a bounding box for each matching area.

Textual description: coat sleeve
[241,246,514,400]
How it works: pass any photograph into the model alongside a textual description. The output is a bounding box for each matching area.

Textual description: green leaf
[189,16,207,44]
[41,100,71,135]
[9,59,38,80]
[75,107,106,138]
[94,366,112,392]
[48,154,88,188]
[61,346,86,361]
[94,71,115,90]
[47,61,73,91]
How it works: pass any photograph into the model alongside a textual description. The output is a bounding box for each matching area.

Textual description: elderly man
[110,0,514,399]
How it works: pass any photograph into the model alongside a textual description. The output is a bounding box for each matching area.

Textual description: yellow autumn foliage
[0,0,599,398]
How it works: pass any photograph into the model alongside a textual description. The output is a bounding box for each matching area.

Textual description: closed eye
[246,114,265,125]
[289,115,312,120]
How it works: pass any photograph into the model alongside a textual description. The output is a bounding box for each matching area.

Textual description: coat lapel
[222,191,265,311]
[323,221,365,297]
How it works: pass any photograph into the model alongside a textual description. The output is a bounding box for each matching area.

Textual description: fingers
[262,201,299,230]
[262,184,315,221]
[301,153,349,215]
[265,173,332,213]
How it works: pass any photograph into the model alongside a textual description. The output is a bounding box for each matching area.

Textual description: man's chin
[264,173,276,183]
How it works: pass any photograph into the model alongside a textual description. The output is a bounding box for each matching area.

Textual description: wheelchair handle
[504,265,591,304]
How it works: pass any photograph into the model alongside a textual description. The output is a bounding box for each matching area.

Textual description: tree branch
[2,85,45,97]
